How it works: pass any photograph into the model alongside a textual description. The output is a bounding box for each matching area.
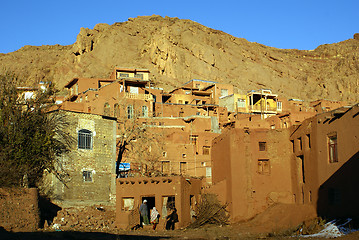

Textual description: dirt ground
[2,204,358,240]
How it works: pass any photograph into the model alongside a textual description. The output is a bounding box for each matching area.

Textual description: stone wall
[44,110,117,205]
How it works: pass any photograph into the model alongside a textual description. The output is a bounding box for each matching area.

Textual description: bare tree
[115,100,164,177]
[130,125,165,176]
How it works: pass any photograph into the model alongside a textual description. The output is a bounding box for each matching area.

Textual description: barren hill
[1,15,359,103]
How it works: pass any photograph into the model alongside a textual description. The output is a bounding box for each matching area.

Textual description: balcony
[249,105,277,112]
[125,92,153,101]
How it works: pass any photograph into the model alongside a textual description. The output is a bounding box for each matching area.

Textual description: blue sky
[1,0,358,53]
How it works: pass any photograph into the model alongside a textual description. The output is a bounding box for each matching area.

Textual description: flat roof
[114,67,150,73]
[183,79,218,85]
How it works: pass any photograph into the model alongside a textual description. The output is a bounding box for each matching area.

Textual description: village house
[211,127,294,221]
[289,104,359,219]
[59,69,226,182]
[43,109,117,205]
[209,103,358,222]
[116,176,201,229]
[219,89,281,119]
[53,66,356,228]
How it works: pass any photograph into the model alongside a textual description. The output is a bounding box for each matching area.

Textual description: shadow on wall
[317,151,359,220]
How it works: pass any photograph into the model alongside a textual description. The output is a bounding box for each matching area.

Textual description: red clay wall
[290,105,359,218]
[212,128,294,222]
[0,188,40,232]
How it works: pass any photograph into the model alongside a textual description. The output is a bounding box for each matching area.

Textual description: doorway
[142,196,155,217]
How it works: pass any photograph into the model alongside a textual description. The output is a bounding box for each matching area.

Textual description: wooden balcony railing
[249,105,277,112]
[125,92,153,101]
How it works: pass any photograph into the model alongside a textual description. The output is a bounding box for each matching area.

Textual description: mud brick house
[43,109,117,205]
[62,69,157,117]
[59,68,226,181]
[289,104,359,219]
[210,103,358,222]
[309,99,348,113]
[211,127,294,221]
[163,79,233,106]
[115,176,202,229]
[147,116,221,184]
[55,66,355,221]
[220,89,281,119]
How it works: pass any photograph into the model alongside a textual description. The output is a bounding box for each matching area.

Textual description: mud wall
[0,188,40,232]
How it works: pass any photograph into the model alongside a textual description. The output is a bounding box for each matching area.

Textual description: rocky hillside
[1,15,359,103]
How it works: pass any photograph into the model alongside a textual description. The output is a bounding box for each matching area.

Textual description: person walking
[165,208,178,230]
[150,207,160,230]
[140,200,149,226]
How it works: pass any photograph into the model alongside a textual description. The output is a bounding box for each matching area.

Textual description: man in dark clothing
[140,200,149,226]
[165,208,178,230]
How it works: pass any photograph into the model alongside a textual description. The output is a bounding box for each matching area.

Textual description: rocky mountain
[1,15,359,103]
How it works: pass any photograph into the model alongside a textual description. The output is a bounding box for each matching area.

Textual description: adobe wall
[211,128,294,222]
[155,103,210,118]
[290,105,359,218]
[44,111,117,205]
[211,130,234,214]
[0,188,40,232]
[115,176,202,229]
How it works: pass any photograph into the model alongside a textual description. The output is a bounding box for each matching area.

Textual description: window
[122,197,134,211]
[129,86,139,94]
[220,89,228,97]
[127,105,134,119]
[297,155,305,183]
[104,102,110,116]
[195,83,200,89]
[134,73,143,79]
[189,135,198,145]
[297,137,302,150]
[206,167,212,178]
[162,151,167,157]
[290,140,295,152]
[78,129,93,150]
[161,161,170,174]
[182,154,186,158]
[119,73,129,78]
[178,100,183,104]
[114,103,120,118]
[142,106,148,117]
[328,134,338,163]
[83,170,93,182]
[277,101,282,111]
[203,146,210,155]
[237,99,246,108]
[306,134,311,148]
[259,142,266,151]
[180,162,187,175]
[257,159,270,174]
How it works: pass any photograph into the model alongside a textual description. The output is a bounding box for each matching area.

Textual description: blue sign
[119,163,130,171]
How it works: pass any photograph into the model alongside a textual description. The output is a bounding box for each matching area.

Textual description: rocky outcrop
[1,15,359,103]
